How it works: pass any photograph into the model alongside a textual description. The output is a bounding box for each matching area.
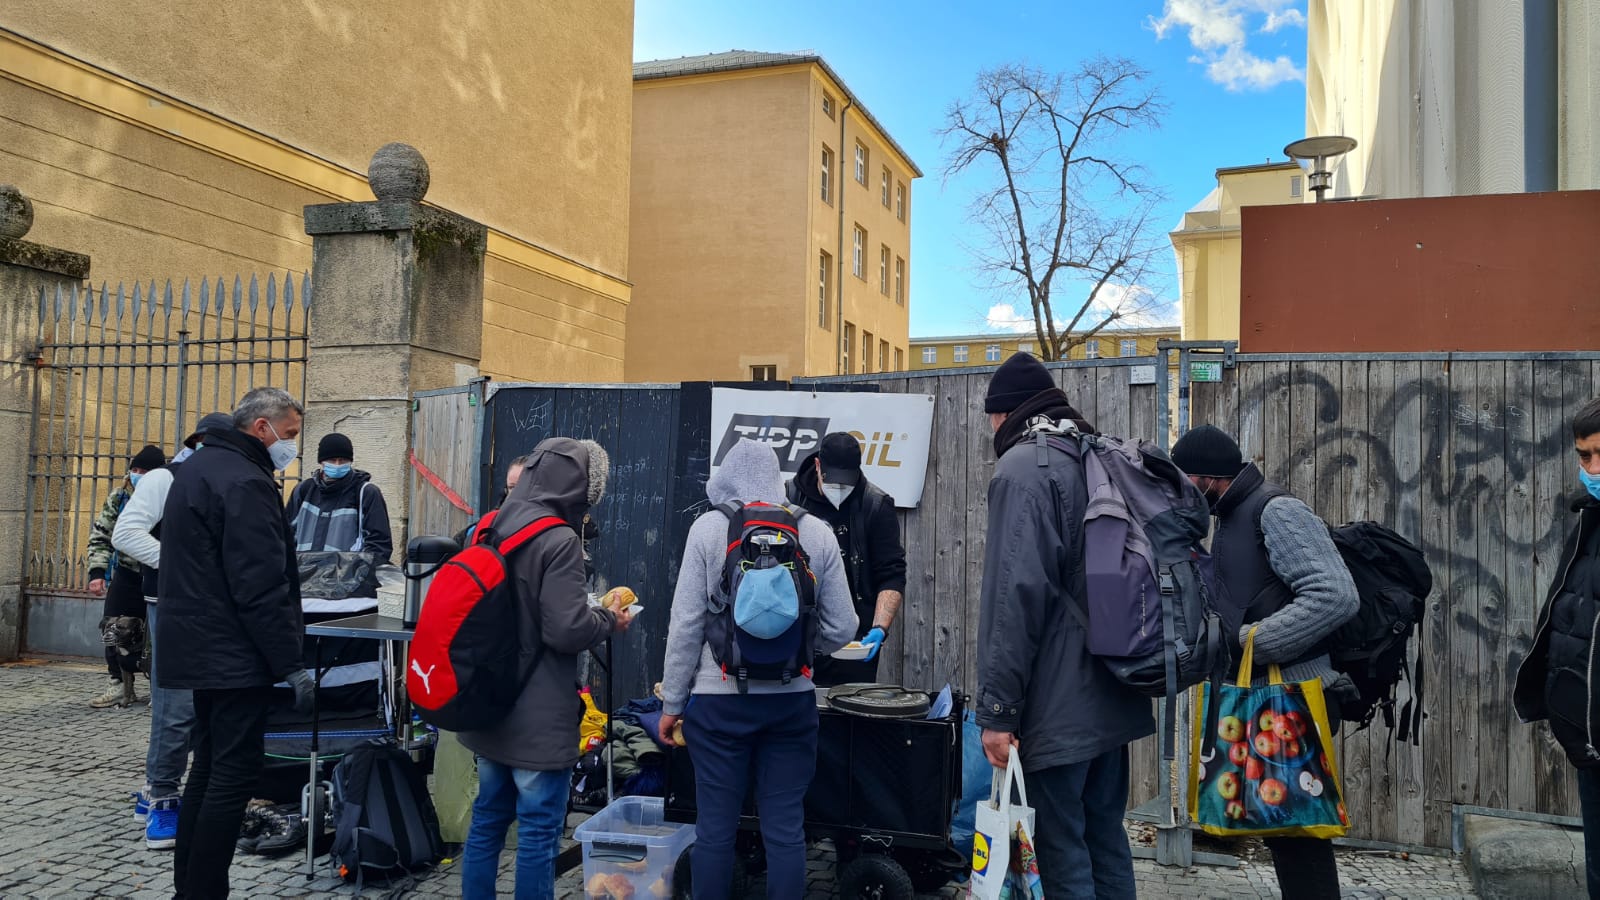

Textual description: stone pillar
[303,144,486,554]
[0,186,89,660]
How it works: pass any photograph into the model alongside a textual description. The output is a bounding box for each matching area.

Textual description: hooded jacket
[1514,494,1600,767]
[977,389,1156,771]
[660,439,858,716]
[285,468,394,563]
[87,477,140,582]
[457,438,616,772]
[154,426,304,690]
[785,451,906,629]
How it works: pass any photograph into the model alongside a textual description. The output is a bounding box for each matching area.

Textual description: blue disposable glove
[860,627,886,661]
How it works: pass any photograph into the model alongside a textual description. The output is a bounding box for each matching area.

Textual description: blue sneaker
[132,788,150,824]
[146,797,179,850]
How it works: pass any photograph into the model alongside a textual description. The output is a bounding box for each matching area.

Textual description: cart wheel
[671,847,749,900]
[838,853,916,900]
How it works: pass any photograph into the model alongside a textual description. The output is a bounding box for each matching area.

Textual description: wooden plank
[932,374,970,692]
[1127,377,1161,808]
[1339,359,1381,842]
[1057,365,1098,431]
[1470,361,1511,816]
[1235,359,1268,473]
[900,377,940,692]
[1420,358,1456,847]
[1215,358,1242,449]
[1094,364,1131,441]
[1285,360,1321,502]
[1390,359,1428,844]
[1448,361,1484,830]
[874,377,910,690]
[965,370,994,700]
[1260,360,1293,485]
[1504,359,1538,816]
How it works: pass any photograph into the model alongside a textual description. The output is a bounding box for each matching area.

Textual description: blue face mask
[1581,466,1600,501]
[129,472,142,487]
[323,463,352,480]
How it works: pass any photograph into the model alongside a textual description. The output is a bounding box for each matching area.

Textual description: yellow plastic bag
[579,686,607,752]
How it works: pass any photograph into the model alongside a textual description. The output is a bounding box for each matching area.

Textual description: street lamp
[1284,136,1357,203]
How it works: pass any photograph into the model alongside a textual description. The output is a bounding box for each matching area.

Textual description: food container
[830,641,871,661]
[573,796,694,899]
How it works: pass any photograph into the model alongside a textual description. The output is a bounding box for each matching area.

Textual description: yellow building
[909,328,1178,371]
[1169,162,1304,343]
[0,4,633,382]
[627,51,919,382]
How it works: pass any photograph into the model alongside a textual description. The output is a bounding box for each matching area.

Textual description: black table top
[303,613,414,641]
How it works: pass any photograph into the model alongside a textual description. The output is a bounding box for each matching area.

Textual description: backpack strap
[495,516,568,554]
[471,509,500,545]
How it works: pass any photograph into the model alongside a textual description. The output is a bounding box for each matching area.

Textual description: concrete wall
[1238,191,1600,352]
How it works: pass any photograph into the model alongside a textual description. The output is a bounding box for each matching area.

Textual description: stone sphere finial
[368,143,430,202]
[0,185,34,240]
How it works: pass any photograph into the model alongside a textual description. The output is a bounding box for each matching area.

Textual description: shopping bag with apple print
[1188,626,1349,838]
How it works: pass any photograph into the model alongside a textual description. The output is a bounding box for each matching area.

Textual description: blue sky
[634,1,1309,338]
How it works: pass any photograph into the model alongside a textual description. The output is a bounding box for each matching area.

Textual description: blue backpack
[704,501,818,691]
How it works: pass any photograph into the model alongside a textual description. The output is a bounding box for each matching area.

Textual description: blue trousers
[145,601,195,799]
[684,692,818,900]
[461,759,567,900]
[1028,746,1137,900]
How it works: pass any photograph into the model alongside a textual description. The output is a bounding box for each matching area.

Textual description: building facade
[0,3,634,382]
[626,51,918,383]
[1170,162,1304,343]
[909,327,1178,371]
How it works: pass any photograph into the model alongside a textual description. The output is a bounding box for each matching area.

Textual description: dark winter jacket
[155,426,304,690]
[1515,495,1600,767]
[786,451,906,636]
[976,389,1155,772]
[285,468,394,563]
[457,438,616,772]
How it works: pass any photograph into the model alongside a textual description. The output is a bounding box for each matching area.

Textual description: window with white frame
[855,143,868,184]
[895,182,906,221]
[852,226,865,278]
[879,246,890,295]
[862,330,874,372]
[954,344,969,363]
[843,323,854,374]
[1018,341,1033,354]
[921,346,937,364]
[750,365,777,381]
[1120,339,1139,357]
[822,94,835,119]
[818,251,831,329]
[1290,174,1303,198]
[881,167,891,207]
[1085,339,1100,360]
[894,256,905,304]
[985,344,1002,362]
[821,147,833,204]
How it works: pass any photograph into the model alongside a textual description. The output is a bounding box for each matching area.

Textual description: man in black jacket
[976,353,1153,899]
[285,431,393,563]
[158,387,314,899]
[786,432,906,685]
[1516,396,1600,898]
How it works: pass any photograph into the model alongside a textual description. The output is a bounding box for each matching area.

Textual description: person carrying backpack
[976,352,1155,899]
[656,439,857,900]
[1170,423,1359,899]
[455,437,633,900]
[1515,396,1600,900]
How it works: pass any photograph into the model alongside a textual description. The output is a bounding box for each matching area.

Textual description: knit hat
[185,411,233,449]
[985,352,1056,414]
[130,444,165,472]
[318,432,355,463]
[1170,425,1245,478]
[818,432,862,484]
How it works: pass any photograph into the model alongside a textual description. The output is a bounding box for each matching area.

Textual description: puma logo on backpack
[703,501,819,691]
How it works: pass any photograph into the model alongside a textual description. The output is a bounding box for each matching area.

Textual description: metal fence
[24,274,311,592]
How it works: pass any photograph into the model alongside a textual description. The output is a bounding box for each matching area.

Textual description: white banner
[709,388,935,508]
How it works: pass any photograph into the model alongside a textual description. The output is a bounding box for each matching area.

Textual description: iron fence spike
[99,282,110,322]
[266,272,278,314]
[302,271,312,310]
[181,279,192,318]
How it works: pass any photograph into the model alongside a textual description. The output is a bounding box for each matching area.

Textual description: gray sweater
[1245,496,1361,688]
[660,439,857,716]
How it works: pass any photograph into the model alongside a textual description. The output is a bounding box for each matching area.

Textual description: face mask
[266,422,298,472]
[322,463,351,480]
[1581,466,1600,502]
[821,482,855,508]
[129,472,142,487]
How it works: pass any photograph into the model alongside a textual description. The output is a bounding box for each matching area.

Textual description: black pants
[1576,766,1600,899]
[1261,703,1343,898]
[101,567,146,677]
[174,686,272,899]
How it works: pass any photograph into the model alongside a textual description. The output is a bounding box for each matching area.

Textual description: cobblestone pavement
[2,659,1477,898]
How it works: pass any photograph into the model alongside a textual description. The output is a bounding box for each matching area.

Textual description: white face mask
[266,422,298,472]
[821,482,855,508]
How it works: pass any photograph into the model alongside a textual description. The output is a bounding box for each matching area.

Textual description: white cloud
[1148,0,1306,91]
[986,303,1036,333]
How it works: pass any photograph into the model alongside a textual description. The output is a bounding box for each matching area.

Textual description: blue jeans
[1028,746,1137,900]
[145,601,195,799]
[462,758,568,900]
[684,691,818,900]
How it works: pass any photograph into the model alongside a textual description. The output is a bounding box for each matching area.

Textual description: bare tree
[942,58,1167,360]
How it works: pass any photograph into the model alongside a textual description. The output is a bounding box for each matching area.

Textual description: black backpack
[1325,521,1433,740]
[703,501,819,691]
[329,741,444,888]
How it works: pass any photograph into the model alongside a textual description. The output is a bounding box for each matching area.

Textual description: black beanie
[985,352,1056,414]
[1170,425,1245,478]
[130,444,165,472]
[318,432,355,463]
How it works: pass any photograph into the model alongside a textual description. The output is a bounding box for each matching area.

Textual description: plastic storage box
[573,796,694,898]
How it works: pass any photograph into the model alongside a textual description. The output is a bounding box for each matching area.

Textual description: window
[1018,341,1033,354]
[1290,174,1303,198]
[880,340,890,373]
[894,348,904,371]
[953,345,969,363]
[1085,339,1100,360]
[822,93,835,119]
[895,182,906,221]
[750,365,777,381]
[1120,339,1139,358]
[855,143,868,184]
[843,323,855,374]
[985,344,1002,362]
[921,346,937,364]
[862,330,874,372]
[894,256,905,305]
[821,146,833,204]
[881,167,891,207]
[818,251,831,329]
[852,226,865,279]
[879,245,890,295]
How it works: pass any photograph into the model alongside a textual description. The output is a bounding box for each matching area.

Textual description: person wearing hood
[85,443,165,708]
[457,437,633,900]
[285,432,393,563]
[976,352,1153,899]
[657,439,857,900]
[785,432,905,685]
[113,411,232,851]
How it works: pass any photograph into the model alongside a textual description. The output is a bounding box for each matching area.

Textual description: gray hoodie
[661,439,857,716]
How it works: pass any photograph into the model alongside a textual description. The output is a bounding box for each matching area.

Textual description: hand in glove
[286,669,315,715]
[860,627,886,661]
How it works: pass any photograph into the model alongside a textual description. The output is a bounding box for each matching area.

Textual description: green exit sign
[1190,361,1223,383]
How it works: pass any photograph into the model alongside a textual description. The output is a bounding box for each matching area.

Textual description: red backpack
[407,509,568,732]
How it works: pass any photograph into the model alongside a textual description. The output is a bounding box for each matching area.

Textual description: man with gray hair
[157,387,315,898]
